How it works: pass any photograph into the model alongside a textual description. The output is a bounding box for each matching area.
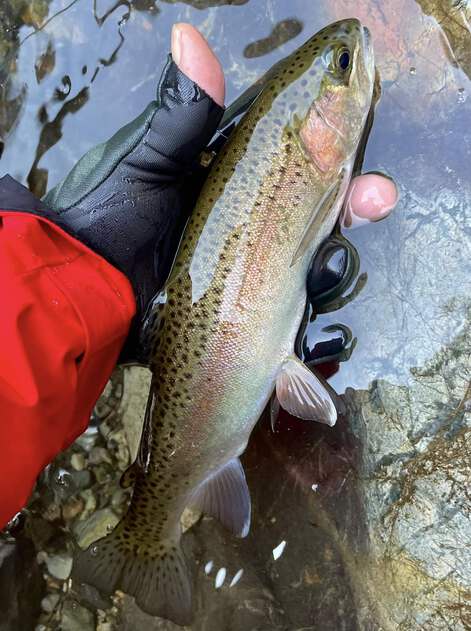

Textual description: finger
[342,173,398,229]
[172,23,225,108]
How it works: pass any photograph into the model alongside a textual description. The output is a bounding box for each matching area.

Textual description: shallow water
[1,1,470,630]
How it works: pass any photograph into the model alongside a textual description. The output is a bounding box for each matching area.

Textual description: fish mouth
[360,25,375,85]
[362,26,373,62]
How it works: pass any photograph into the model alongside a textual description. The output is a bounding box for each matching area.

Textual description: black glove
[43,55,223,359]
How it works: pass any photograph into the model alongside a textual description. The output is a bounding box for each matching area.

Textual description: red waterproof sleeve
[0,211,135,529]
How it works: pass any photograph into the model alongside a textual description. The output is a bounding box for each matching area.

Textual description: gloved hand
[43,24,225,360]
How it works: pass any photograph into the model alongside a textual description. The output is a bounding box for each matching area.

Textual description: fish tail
[73,525,192,625]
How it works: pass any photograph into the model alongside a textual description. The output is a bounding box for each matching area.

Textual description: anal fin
[189,458,251,538]
[270,392,280,432]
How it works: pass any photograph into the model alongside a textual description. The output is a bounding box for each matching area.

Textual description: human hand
[43,25,225,342]
[43,25,396,346]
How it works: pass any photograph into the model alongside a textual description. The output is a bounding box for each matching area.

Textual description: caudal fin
[73,527,192,626]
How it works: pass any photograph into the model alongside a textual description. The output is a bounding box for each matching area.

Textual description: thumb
[172,23,225,108]
[44,25,225,212]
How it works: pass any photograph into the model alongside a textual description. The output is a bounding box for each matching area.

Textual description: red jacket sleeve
[0,211,135,529]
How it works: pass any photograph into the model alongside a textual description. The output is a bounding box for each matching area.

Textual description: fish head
[277,18,375,176]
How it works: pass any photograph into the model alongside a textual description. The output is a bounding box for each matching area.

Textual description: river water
[0,1,470,630]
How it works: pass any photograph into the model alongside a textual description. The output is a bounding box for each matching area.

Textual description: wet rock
[73,508,120,549]
[79,489,97,519]
[75,426,100,451]
[42,502,61,523]
[181,507,202,533]
[94,367,125,422]
[71,453,87,471]
[45,552,73,580]
[120,366,152,461]
[20,0,50,28]
[61,599,95,631]
[340,321,471,630]
[415,0,471,80]
[25,514,59,555]
[89,446,113,466]
[70,469,93,490]
[93,463,114,484]
[111,488,129,512]
[41,592,60,613]
[72,580,112,613]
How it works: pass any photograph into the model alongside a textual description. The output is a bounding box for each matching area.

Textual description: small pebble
[61,600,94,631]
[71,470,92,490]
[89,447,112,465]
[111,488,128,511]
[180,506,202,532]
[80,489,97,516]
[93,465,113,484]
[43,503,61,522]
[71,453,86,471]
[214,567,226,589]
[45,553,73,580]
[62,497,85,521]
[229,569,244,587]
[74,508,119,549]
[41,592,60,613]
[272,540,287,561]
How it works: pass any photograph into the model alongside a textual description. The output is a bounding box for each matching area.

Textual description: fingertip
[343,173,398,229]
[171,23,225,107]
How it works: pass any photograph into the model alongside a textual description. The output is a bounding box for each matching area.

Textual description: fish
[73,19,375,626]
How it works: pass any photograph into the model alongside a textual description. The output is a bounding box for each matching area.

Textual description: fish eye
[337,48,351,71]
[322,45,351,76]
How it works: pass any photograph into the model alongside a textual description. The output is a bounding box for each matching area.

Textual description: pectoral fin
[275,356,337,426]
[189,458,251,537]
[290,168,349,267]
[270,393,280,432]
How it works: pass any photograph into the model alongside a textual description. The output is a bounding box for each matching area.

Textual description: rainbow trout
[75,19,374,625]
